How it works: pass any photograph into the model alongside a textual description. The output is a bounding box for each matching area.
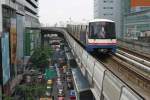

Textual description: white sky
[39,0,93,26]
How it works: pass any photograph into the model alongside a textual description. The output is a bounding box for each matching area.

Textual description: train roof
[89,19,114,23]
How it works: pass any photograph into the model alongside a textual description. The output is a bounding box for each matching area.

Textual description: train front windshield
[89,22,116,39]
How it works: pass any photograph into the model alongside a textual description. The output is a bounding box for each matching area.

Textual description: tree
[30,47,53,71]
[16,83,46,100]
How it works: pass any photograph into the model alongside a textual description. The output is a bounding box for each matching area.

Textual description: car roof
[69,90,76,96]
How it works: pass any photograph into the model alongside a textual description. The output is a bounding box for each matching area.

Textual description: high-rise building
[24,0,39,27]
[94,0,122,38]
[0,0,40,96]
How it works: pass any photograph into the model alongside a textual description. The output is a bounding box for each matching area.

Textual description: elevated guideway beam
[61,29,144,100]
[39,27,145,100]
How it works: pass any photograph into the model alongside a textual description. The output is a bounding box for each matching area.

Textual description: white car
[58,89,65,97]
[45,91,51,96]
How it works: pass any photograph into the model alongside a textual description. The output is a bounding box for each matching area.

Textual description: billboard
[2,32,10,85]
[16,14,24,65]
[10,18,17,65]
[131,0,150,7]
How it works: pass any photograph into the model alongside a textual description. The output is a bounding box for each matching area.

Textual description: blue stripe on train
[85,45,116,53]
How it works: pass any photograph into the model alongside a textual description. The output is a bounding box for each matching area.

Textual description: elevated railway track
[39,27,150,100]
[117,40,150,61]
[66,35,148,99]
[116,49,150,67]
[96,51,150,100]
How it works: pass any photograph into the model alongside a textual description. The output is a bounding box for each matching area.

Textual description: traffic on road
[42,33,77,100]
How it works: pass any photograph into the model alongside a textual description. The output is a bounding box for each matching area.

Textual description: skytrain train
[67,19,116,53]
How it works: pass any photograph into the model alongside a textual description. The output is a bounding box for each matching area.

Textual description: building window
[103,7,113,9]
[103,13,113,16]
[26,0,38,8]
[103,0,113,3]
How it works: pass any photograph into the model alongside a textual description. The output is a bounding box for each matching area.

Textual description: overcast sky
[39,0,93,26]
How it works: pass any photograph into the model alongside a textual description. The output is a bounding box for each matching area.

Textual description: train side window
[89,24,94,38]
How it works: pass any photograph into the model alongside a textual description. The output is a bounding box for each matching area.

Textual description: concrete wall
[24,0,39,27]
[25,13,39,27]
[25,0,38,13]
[118,39,150,56]
[1,0,16,10]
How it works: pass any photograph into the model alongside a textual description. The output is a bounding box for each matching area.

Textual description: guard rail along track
[96,50,150,100]
[118,47,150,62]
[115,50,150,80]
[116,49,150,67]
[54,28,148,100]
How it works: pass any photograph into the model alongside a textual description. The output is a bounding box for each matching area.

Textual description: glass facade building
[123,0,150,40]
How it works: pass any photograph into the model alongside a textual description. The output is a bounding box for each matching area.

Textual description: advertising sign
[16,14,24,65]
[10,18,17,65]
[2,32,10,85]
[131,0,150,7]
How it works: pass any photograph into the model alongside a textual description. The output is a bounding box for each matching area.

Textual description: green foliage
[30,47,53,70]
[16,83,47,100]
[24,32,31,56]
[1,94,13,100]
